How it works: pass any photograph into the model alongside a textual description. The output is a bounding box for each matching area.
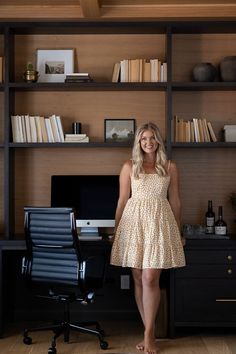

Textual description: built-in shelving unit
[0,20,236,239]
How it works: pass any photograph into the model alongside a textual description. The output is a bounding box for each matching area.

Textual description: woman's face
[140,129,158,154]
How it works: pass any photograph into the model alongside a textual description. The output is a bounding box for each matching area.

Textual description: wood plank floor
[1,321,236,354]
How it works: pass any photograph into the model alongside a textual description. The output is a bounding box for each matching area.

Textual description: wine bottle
[205,200,215,234]
[215,206,227,236]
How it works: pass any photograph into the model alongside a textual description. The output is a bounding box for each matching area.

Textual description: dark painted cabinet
[169,238,236,337]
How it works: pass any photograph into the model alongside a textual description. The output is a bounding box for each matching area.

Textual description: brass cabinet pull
[216,299,236,302]
[227,255,233,261]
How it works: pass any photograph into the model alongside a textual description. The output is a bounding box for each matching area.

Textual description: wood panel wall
[174,148,236,235]
[14,34,166,82]
[172,34,236,82]
[14,148,131,233]
[172,33,236,234]
[0,30,236,236]
[1,0,236,19]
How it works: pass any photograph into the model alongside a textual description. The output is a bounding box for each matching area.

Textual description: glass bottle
[215,206,227,236]
[205,200,215,234]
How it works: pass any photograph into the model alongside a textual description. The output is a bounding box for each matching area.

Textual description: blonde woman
[110,122,185,354]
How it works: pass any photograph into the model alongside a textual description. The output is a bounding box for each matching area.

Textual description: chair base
[23,320,108,354]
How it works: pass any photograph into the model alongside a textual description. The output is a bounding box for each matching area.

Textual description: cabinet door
[175,278,236,322]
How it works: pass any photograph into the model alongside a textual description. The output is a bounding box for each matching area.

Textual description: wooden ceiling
[0,0,236,20]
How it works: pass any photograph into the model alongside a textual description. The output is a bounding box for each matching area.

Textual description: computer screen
[51,175,119,235]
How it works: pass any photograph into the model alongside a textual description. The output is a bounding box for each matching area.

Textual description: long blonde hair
[132,122,167,178]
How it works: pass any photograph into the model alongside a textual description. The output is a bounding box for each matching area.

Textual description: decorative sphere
[192,62,217,82]
[220,56,236,82]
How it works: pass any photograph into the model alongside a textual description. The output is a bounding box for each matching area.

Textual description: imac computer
[51,175,119,236]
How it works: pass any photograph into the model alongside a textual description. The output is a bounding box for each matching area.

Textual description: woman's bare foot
[144,336,159,354]
[136,340,144,351]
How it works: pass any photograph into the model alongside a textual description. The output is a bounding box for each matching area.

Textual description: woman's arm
[113,160,132,234]
[168,161,181,231]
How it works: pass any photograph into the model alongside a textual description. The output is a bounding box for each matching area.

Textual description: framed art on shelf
[104,119,135,143]
[36,49,74,82]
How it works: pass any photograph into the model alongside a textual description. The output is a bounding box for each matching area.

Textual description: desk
[0,239,139,337]
[0,240,26,336]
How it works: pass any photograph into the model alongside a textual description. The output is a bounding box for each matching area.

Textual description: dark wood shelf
[6,20,169,35]
[172,142,236,148]
[172,82,236,91]
[4,20,236,35]
[9,82,167,91]
[9,142,133,148]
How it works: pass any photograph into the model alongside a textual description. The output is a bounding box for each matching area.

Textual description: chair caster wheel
[23,336,32,345]
[48,347,57,354]
[100,340,108,349]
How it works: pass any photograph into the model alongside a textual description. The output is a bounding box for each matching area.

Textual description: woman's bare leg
[132,268,145,350]
[142,268,162,354]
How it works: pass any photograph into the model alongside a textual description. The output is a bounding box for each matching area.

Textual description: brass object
[216,299,236,302]
[23,70,39,83]
[227,255,233,261]
[227,268,232,274]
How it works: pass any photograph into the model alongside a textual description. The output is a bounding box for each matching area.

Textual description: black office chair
[22,207,108,354]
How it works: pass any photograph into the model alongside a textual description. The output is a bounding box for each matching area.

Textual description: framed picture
[104,119,135,143]
[36,49,74,82]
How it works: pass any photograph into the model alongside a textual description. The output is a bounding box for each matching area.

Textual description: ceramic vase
[192,62,217,82]
[220,56,236,82]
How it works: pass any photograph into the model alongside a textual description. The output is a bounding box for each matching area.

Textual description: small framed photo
[36,49,74,82]
[104,119,135,143]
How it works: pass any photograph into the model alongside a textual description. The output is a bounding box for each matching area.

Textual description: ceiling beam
[0,1,236,20]
[80,0,101,18]
[101,3,236,18]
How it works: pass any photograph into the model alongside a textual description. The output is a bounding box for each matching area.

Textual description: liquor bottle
[205,200,215,234]
[215,206,227,236]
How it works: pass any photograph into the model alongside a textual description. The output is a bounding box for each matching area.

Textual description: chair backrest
[23,207,107,293]
[23,207,82,287]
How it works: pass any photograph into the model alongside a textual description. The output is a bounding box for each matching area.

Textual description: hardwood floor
[1,321,236,354]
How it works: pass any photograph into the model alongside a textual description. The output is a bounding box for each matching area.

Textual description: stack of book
[65,73,93,83]
[173,116,217,143]
[112,58,167,83]
[11,114,65,143]
[65,134,89,143]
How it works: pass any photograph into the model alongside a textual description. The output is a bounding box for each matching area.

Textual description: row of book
[11,115,91,143]
[174,116,217,143]
[11,114,65,143]
[112,58,167,83]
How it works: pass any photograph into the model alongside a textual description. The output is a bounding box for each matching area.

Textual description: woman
[110,122,185,354]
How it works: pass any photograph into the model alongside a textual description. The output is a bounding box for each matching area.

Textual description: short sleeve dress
[110,172,186,269]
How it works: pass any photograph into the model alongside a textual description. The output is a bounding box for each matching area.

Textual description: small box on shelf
[224,125,236,142]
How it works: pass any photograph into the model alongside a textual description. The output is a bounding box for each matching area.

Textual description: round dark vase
[220,56,236,82]
[192,62,217,82]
